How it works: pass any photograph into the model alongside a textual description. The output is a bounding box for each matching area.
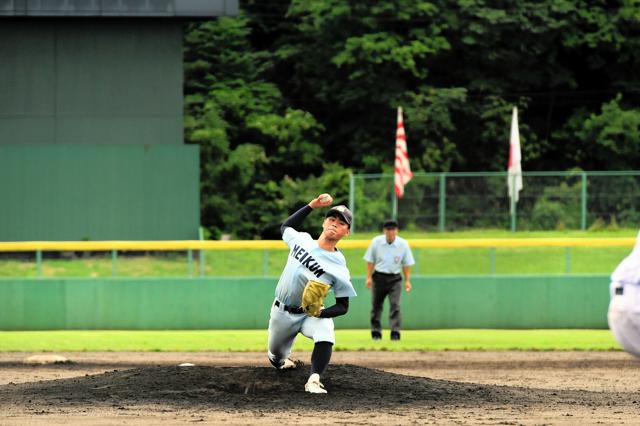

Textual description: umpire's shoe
[390,331,401,341]
[371,331,382,340]
[305,373,327,394]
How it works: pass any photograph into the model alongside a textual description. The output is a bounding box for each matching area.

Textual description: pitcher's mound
[3,364,617,411]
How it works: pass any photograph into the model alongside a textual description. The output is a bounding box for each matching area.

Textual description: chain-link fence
[348,171,640,233]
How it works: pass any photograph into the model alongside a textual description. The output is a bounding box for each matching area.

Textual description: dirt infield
[0,351,639,425]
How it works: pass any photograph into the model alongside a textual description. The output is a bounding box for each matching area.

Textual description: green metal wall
[0,19,183,145]
[0,275,610,330]
[0,144,200,240]
[0,19,198,240]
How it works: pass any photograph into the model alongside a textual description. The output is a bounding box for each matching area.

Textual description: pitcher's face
[322,215,350,240]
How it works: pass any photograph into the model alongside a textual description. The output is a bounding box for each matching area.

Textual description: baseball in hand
[319,194,332,204]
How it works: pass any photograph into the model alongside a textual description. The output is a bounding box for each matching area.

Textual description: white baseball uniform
[607,230,640,357]
[267,226,356,366]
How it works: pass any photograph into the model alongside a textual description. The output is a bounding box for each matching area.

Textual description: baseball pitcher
[267,193,356,394]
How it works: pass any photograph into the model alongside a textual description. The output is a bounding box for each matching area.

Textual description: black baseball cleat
[269,358,296,370]
[371,331,382,340]
[390,331,401,341]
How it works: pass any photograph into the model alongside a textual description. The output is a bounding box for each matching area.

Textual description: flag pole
[391,186,398,220]
[510,174,516,232]
[348,173,356,233]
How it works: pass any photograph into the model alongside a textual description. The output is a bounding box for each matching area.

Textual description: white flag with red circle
[507,106,523,203]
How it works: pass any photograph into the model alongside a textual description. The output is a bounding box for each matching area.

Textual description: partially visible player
[608,230,640,357]
[267,193,356,394]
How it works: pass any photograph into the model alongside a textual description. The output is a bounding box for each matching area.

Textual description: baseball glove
[301,280,331,317]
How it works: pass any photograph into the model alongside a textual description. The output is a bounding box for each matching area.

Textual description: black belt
[374,271,401,277]
[274,300,304,314]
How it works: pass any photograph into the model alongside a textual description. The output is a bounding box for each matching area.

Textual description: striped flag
[507,106,523,205]
[394,107,413,198]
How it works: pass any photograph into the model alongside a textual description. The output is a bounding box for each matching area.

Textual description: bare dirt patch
[0,351,638,425]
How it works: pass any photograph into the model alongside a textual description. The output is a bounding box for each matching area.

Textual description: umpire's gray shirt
[363,235,415,275]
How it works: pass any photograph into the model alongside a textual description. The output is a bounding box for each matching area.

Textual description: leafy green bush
[530,180,581,230]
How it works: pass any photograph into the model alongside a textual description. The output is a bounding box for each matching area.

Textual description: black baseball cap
[325,205,353,227]
[382,219,399,229]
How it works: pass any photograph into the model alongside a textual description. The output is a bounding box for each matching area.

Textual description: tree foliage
[185,1,640,238]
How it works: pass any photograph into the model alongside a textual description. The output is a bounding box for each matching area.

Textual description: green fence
[348,171,640,233]
[0,275,610,330]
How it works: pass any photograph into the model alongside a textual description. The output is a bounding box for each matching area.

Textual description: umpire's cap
[382,219,399,229]
[325,205,353,227]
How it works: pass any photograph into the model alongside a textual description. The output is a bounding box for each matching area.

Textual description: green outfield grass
[0,229,635,278]
[0,329,620,352]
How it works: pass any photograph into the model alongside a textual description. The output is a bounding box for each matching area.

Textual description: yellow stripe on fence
[0,238,635,252]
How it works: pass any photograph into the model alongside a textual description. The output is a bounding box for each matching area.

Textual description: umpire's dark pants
[370,271,403,334]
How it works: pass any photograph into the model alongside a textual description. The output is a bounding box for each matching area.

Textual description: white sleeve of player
[333,276,357,298]
[283,227,314,249]
[282,227,299,247]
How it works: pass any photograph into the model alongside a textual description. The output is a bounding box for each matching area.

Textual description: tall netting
[443,174,509,230]
[513,174,584,230]
[587,174,640,227]
[397,175,441,231]
[353,175,440,232]
[352,172,640,232]
[352,175,394,232]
